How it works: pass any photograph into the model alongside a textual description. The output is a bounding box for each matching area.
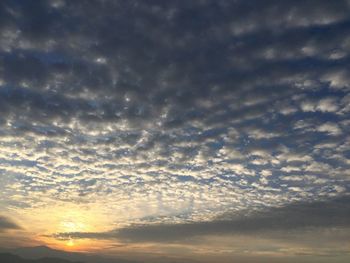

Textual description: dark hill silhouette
[0,246,137,263]
[0,253,82,263]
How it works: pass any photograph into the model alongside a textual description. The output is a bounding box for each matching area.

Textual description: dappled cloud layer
[0,0,350,261]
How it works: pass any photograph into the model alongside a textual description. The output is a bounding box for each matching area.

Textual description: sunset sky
[0,1,350,262]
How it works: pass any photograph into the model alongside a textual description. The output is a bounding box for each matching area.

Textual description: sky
[0,0,350,262]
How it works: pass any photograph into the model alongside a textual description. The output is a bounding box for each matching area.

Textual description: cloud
[316,122,342,136]
[300,97,339,113]
[51,195,350,243]
[0,1,349,253]
[0,215,21,231]
[0,0,349,130]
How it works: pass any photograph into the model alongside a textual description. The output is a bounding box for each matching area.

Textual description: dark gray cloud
[0,0,349,130]
[52,195,350,242]
[0,215,21,231]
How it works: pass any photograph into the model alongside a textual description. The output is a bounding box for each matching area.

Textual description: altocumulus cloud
[0,0,349,245]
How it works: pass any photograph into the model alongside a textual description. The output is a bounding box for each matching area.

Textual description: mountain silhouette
[0,246,137,263]
[0,253,82,263]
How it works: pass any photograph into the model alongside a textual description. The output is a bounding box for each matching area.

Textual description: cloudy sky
[0,0,350,262]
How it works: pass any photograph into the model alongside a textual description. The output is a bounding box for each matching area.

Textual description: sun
[66,238,75,247]
[30,205,110,252]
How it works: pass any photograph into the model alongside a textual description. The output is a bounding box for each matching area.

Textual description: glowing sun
[66,238,75,247]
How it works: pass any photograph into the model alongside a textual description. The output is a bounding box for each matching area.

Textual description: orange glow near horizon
[9,203,116,252]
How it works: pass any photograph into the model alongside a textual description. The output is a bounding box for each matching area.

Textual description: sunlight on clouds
[0,0,349,262]
[7,203,110,250]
